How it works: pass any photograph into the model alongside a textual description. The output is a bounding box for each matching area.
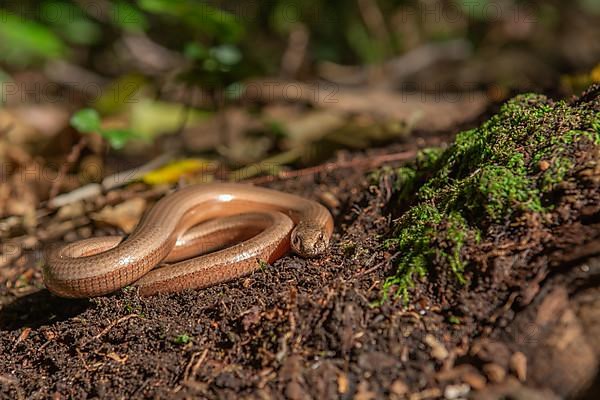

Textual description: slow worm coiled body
[43,183,334,298]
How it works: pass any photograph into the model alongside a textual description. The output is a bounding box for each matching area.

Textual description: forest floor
[0,87,599,400]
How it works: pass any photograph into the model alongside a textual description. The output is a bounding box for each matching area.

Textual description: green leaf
[71,108,140,149]
[136,0,244,42]
[173,334,191,344]
[225,82,244,100]
[184,42,209,60]
[70,108,101,133]
[346,20,386,64]
[210,45,242,66]
[62,19,102,45]
[580,0,600,13]
[112,1,149,32]
[459,0,490,19]
[101,129,139,150]
[128,99,210,139]
[0,12,67,65]
[41,1,101,45]
[93,74,146,115]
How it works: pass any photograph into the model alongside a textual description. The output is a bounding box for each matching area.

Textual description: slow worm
[43,183,334,298]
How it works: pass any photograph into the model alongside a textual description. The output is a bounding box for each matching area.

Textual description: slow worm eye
[292,235,301,246]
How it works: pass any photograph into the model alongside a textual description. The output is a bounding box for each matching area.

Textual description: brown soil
[1,138,599,399]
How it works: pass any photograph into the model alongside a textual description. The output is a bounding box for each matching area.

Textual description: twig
[230,147,303,182]
[44,60,108,94]
[384,39,471,85]
[280,24,310,79]
[0,122,15,138]
[318,39,471,86]
[49,136,88,200]
[12,328,31,350]
[174,348,209,392]
[81,314,140,346]
[353,251,402,278]
[357,0,391,53]
[47,183,102,209]
[184,349,209,382]
[101,152,174,191]
[132,379,150,398]
[242,150,416,184]
[43,153,173,208]
[121,34,185,75]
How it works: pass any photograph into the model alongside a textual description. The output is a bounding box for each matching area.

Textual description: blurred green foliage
[0,12,67,65]
[1,0,598,94]
[39,1,102,45]
[138,0,243,42]
[0,1,525,71]
[70,108,140,149]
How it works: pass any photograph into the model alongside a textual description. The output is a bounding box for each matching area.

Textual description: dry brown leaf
[183,108,264,153]
[56,202,85,220]
[106,352,128,364]
[12,105,70,139]
[91,197,147,233]
[246,79,489,132]
[279,110,346,144]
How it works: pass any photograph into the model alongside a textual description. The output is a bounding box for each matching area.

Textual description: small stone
[77,226,92,239]
[538,160,550,171]
[337,373,349,394]
[285,381,307,400]
[462,370,487,390]
[424,334,449,360]
[358,351,398,370]
[63,231,78,242]
[22,235,39,249]
[510,351,527,381]
[42,329,56,341]
[390,379,408,395]
[319,191,340,208]
[354,381,376,400]
[444,383,470,399]
[483,363,506,383]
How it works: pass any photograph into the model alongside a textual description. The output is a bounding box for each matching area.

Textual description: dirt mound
[1,88,599,399]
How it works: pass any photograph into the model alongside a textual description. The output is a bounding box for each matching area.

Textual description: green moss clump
[383,93,600,302]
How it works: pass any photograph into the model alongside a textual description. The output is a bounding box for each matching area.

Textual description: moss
[173,334,192,345]
[415,147,444,170]
[383,93,600,302]
[539,157,574,192]
[383,204,441,303]
[443,212,473,283]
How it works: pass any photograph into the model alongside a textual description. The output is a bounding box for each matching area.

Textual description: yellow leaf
[129,99,211,139]
[142,158,212,185]
[93,74,147,115]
